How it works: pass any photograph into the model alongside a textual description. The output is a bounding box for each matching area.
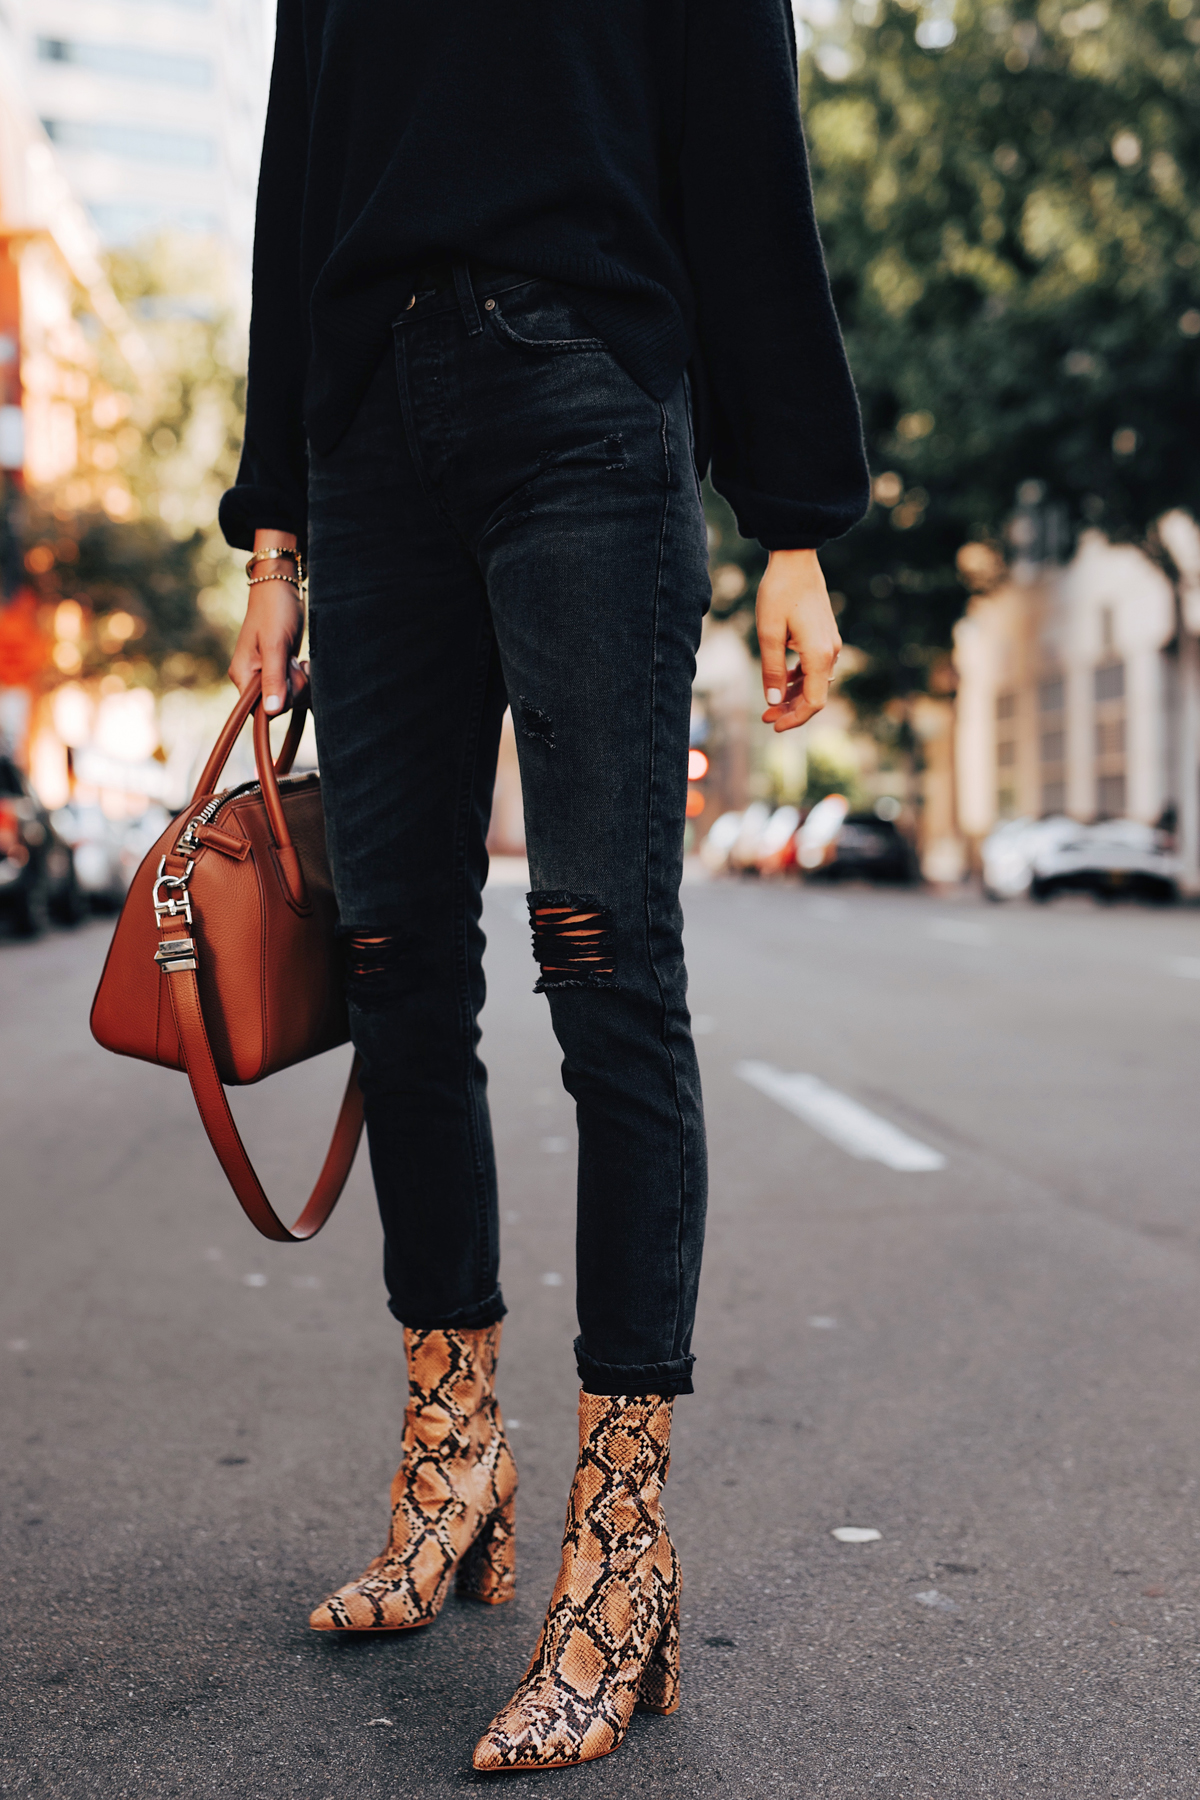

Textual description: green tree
[800,0,1200,720]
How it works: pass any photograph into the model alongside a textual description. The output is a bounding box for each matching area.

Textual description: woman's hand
[756,548,842,732]
[228,530,308,713]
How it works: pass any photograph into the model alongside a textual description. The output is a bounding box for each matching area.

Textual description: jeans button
[484,298,496,312]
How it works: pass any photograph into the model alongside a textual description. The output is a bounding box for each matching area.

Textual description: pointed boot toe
[308,1596,343,1631]
[471,1730,507,1772]
[308,1580,393,1631]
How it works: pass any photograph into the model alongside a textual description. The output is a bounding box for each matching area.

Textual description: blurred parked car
[1030,818,1179,904]
[699,809,744,876]
[822,812,918,884]
[0,756,82,935]
[795,794,850,872]
[727,801,773,873]
[51,802,173,912]
[797,795,917,884]
[981,815,1077,901]
[51,803,127,911]
[755,805,801,876]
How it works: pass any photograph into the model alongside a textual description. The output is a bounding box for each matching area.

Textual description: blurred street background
[3,0,1200,1791]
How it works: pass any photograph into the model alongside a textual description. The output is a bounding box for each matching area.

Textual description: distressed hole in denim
[604,433,626,471]
[528,891,617,991]
[345,933,410,1010]
[519,696,555,749]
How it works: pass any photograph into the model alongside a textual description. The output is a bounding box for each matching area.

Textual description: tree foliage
[800,0,1200,717]
[24,235,246,690]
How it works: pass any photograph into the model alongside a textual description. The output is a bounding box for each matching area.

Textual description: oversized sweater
[218,0,869,554]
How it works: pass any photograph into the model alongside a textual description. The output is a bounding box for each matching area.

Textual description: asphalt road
[4,877,1200,1798]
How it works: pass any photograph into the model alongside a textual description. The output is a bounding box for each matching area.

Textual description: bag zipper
[173,772,316,856]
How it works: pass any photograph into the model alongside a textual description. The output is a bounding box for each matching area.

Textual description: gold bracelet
[246,546,305,580]
[247,572,302,594]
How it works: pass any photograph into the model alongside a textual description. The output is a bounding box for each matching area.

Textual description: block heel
[637,1587,681,1716]
[456,1492,517,1605]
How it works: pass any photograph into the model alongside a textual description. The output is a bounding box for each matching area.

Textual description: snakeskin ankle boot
[309,1323,517,1631]
[472,1391,680,1771]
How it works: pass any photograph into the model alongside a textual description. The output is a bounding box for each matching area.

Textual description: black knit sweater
[219,0,869,554]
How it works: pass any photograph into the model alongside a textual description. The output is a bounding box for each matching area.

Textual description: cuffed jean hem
[574,1337,695,1398]
[388,1288,508,1331]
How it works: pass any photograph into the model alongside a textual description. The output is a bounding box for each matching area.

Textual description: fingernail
[264,695,281,713]
[766,687,782,705]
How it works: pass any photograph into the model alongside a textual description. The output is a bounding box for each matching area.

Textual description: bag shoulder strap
[153,676,362,1242]
[162,957,363,1242]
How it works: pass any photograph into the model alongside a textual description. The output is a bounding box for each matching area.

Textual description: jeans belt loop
[452,259,485,338]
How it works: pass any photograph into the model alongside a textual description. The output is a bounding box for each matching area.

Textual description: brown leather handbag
[90,677,363,1241]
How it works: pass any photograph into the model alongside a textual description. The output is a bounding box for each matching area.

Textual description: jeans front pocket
[488,283,609,356]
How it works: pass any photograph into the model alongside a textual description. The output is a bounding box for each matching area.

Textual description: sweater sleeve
[680,0,870,550]
[218,0,311,553]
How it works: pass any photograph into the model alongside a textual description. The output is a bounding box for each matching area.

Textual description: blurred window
[38,38,212,87]
[1038,671,1066,813]
[995,690,1018,814]
[1097,774,1126,816]
[1093,659,1126,816]
[1094,660,1125,703]
[42,119,215,167]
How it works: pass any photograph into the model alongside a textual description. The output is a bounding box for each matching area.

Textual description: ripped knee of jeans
[344,930,410,1010]
[528,891,617,993]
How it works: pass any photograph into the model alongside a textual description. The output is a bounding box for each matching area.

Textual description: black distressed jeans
[307,264,709,1397]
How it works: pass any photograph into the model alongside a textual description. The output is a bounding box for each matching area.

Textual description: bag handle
[157,679,363,1241]
[190,673,308,805]
[253,700,309,907]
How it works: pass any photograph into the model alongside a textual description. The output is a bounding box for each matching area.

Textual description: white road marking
[1168,957,1200,980]
[927,918,992,946]
[736,1061,947,1172]
[832,1526,881,1543]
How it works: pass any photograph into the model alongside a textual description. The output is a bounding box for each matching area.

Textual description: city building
[954,514,1200,892]
[9,0,271,285]
[0,16,148,759]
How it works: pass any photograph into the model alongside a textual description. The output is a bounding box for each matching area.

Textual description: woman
[220,0,868,1772]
